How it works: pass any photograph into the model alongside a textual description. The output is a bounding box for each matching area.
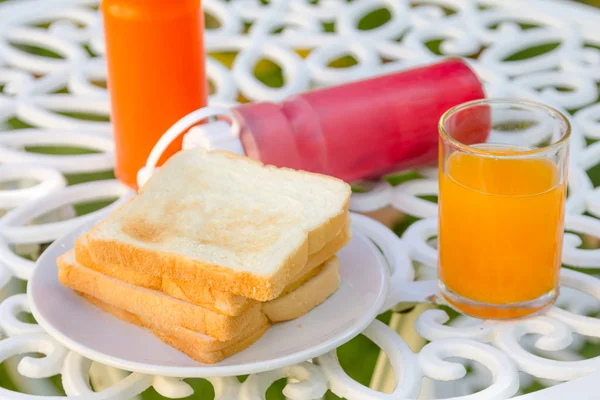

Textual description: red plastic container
[233,58,487,182]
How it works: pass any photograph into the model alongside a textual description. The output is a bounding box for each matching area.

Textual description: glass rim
[438,98,571,158]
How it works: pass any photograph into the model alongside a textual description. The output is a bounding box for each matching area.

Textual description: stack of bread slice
[57,150,352,363]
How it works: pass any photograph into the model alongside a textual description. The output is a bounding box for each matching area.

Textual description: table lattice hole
[237,92,250,104]
[334,333,389,393]
[8,242,40,263]
[585,136,600,147]
[357,8,392,31]
[564,230,600,251]
[82,44,97,58]
[208,79,217,96]
[322,22,335,33]
[0,362,18,392]
[8,42,63,60]
[327,55,358,69]
[30,22,52,29]
[295,49,311,59]
[414,261,435,281]
[417,194,438,204]
[3,117,33,130]
[584,43,600,52]
[263,377,288,399]
[392,215,419,237]
[90,80,107,89]
[15,311,36,325]
[578,335,600,359]
[273,26,290,35]
[535,85,575,94]
[585,154,600,188]
[425,39,444,55]
[487,22,542,31]
[580,232,600,250]
[503,42,561,62]
[253,59,285,88]
[208,52,237,69]
[429,38,483,58]
[29,18,87,30]
[426,235,438,250]
[12,243,46,262]
[22,145,100,157]
[519,22,543,30]
[371,347,395,394]
[52,111,110,123]
[7,352,44,361]
[380,55,398,64]
[49,86,70,94]
[391,32,407,43]
[70,163,114,185]
[411,1,457,16]
[477,3,494,11]
[582,44,600,73]
[204,12,222,30]
[522,373,559,395]
[386,171,425,186]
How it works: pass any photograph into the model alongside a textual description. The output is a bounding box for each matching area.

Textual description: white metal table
[1,0,600,398]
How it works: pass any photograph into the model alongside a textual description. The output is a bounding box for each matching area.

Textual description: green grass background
[1,0,600,398]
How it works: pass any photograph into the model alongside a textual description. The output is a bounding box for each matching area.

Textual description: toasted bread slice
[75,226,351,316]
[263,256,340,322]
[64,258,341,363]
[81,149,350,301]
[57,251,266,341]
[80,294,269,364]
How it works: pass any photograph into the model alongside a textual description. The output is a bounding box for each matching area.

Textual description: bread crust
[81,233,307,302]
[60,254,342,362]
[81,294,270,364]
[58,256,265,341]
[263,256,340,322]
[75,226,351,314]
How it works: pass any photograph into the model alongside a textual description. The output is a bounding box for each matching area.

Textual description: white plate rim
[28,218,390,377]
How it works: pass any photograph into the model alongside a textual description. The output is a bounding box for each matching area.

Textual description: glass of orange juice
[438,99,570,319]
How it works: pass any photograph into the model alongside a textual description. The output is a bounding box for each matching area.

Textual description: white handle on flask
[136,106,241,188]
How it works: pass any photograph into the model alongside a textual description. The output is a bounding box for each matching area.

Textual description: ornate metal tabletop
[1,0,600,398]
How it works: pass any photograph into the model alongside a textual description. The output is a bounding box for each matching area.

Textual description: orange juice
[438,146,566,319]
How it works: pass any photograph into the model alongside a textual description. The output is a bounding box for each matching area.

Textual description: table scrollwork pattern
[2,0,600,398]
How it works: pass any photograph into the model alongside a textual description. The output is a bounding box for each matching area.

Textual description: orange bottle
[102,0,207,189]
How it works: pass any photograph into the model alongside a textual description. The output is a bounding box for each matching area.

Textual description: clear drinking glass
[438,99,570,319]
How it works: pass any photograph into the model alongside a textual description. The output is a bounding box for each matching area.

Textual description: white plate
[28,216,394,377]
